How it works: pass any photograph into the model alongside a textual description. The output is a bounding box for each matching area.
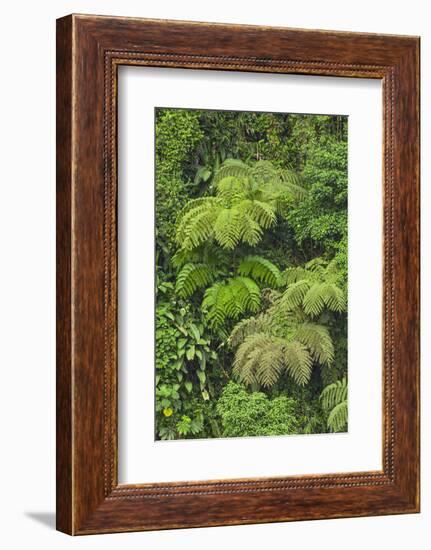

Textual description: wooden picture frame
[56,14,420,535]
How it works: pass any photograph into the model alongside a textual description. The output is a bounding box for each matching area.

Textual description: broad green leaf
[177,338,187,349]
[197,370,206,386]
[199,354,206,371]
[189,323,200,341]
[173,360,183,371]
[186,345,195,361]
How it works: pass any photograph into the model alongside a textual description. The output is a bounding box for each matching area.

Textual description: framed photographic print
[56,14,420,535]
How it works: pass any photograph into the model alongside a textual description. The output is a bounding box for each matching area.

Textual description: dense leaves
[155,108,348,439]
[216,382,300,437]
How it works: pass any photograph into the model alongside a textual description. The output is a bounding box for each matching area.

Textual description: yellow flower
[163,407,173,417]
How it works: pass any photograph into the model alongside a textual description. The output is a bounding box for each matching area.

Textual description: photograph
[0,2,422,544]
[155,107,349,441]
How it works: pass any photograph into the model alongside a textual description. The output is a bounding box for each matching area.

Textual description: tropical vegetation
[155,107,348,440]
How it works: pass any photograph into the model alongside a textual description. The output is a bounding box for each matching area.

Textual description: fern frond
[213,159,251,186]
[247,200,277,229]
[233,334,312,388]
[173,243,227,270]
[279,167,304,192]
[175,263,215,298]
[232,333,270,385]
[279,280,311,311]
[237,213,263,246]
[216,176,247,204]
[233,334,283,388]
[305,257,327,273]
[250,160,279,183]
[294,323,334,365]
[213,207,241,249]
[303,282,346,316]
[327,401,348,432]
[172,248,193,269]
[302,283,327,317]
[280,258,347,317]
[232,277,261,312]
[228,313,273,349]
[282,341,313,386]
[319,283,347,313]
[176,201,219,250]
[320,378,348,411]
[202,277,261,329]
[256,343,285,387]
[237,256,281,287]
[202,283,226,328]
[282,266,314,285]
[176,196,220,219]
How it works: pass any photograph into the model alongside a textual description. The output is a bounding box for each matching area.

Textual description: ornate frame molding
[57,15,419,534]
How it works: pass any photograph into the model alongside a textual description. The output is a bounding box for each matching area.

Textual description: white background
[0,1,428,548]
[118,68,382,483]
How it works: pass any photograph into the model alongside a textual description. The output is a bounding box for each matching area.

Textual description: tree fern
[175,263,216,298]
[175,159,304,251]
[320,377,348,432]
[228,274,339,389]
[233,334,312,387]
[242,199,277,228]
[237,256,281,287]
[229,311,332,389]
[213,207,242,249]
[228,313,274,349]
[280,257,347,317]
[175,200,219,250]
[212,158,250,186]
[327,401,348,432]
[294,323,334,365]
[172,243,227,271]
[320,377,347,409]
[237,212,263,245]
[279,280,310,310]
[202,277,261,329]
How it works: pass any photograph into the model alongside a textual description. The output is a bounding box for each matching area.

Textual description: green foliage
[295,323,334,365]
[155,109,204,263]
[175,159,304,251]
[320,377,348,432]
[230,316,334,388]
[175,263,216,298]
[155,281,221,440]
[280,257,347,316]
[228,263,338,389]
[202,277,261,330]
[327,401,348,432]
[320,377,348,410]
[176,414,204,437]
[216,382,300,437]
[285,135,347,254]
[237,255,281,287]
[154,108,348,440]
[233,334,313,387]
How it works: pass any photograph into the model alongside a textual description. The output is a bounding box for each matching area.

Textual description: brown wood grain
[56,14,420,535]
[56,15,73,535]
